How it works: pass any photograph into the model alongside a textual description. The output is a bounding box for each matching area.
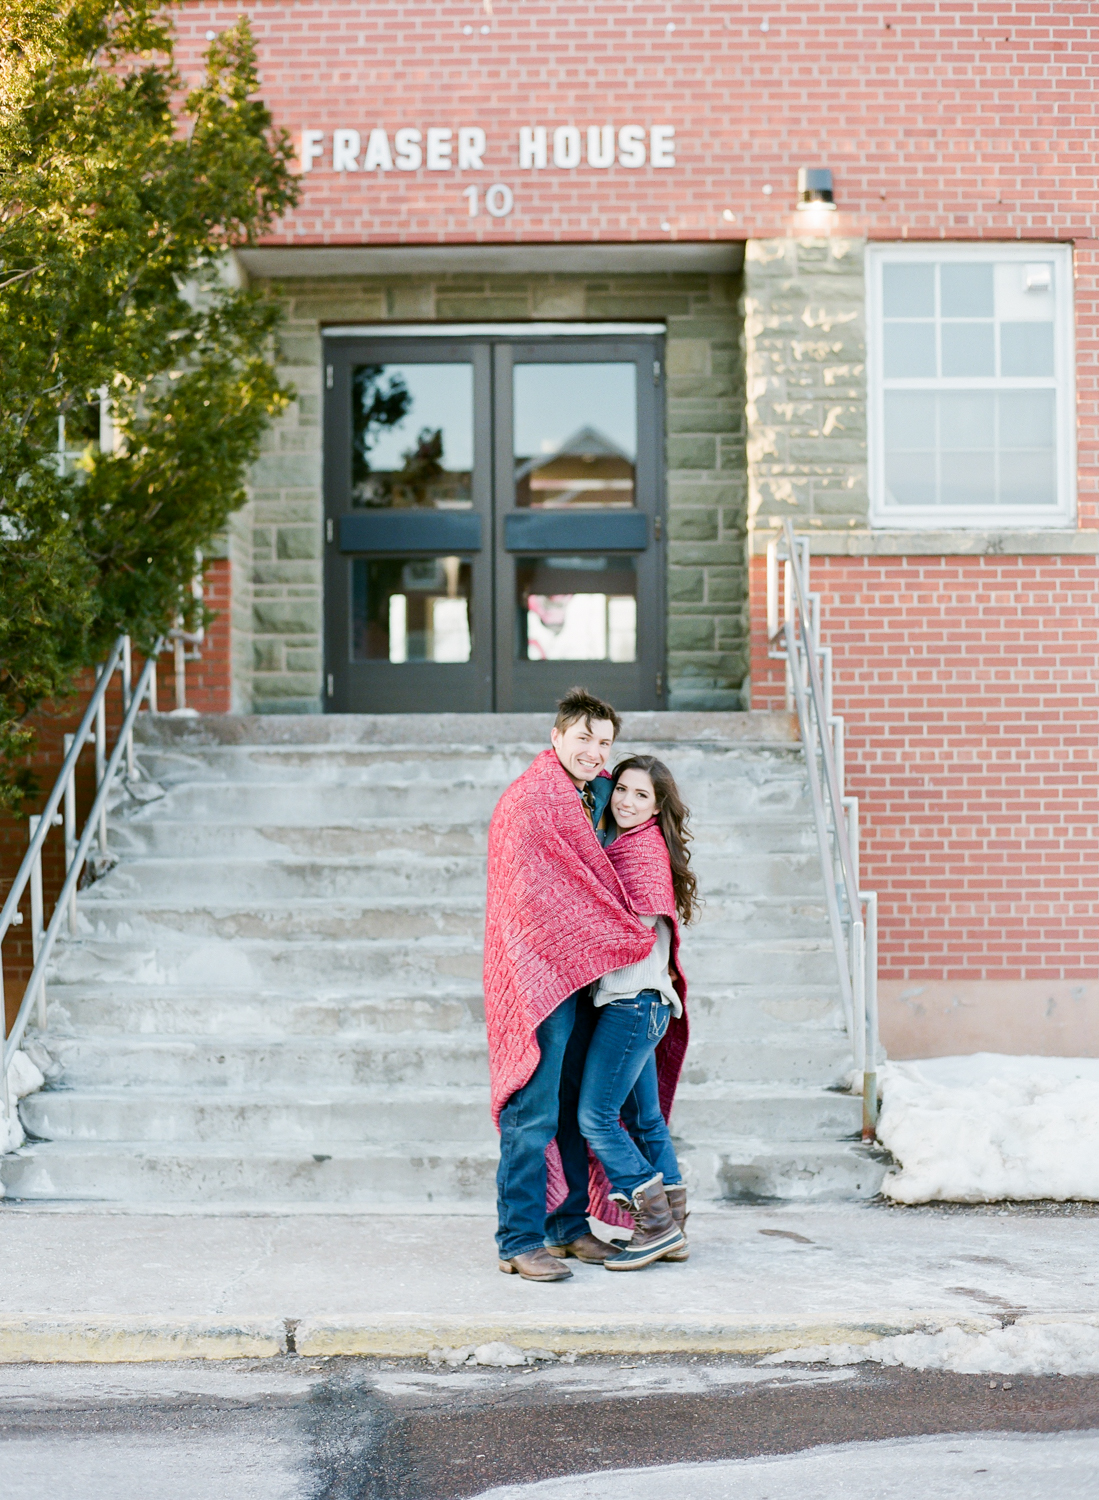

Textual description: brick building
[159,2,1097,1059]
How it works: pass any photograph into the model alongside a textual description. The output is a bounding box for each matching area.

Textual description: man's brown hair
[554,686,622,739]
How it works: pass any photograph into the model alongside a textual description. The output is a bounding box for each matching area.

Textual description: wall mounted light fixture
[797,168,836,211]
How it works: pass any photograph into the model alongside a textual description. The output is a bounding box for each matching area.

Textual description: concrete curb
[0,1318,285,1364]
[0,1312,1010,1364]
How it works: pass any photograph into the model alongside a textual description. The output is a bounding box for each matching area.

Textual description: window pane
[941,263,994,318]
[352,364,473,510]
[999,390,1055,450]
[515,555,637,661]
[883,263,934,318]
[513,364,637,508]
[884,391,936,450]
[351,556,472,662]
[883,323,936,378]
[941,452,996,507]
[999,449,1056,507]
[884,452,936,506]
[941,323,995,377]
[940,392,995,450]
[1000,323,1054,378]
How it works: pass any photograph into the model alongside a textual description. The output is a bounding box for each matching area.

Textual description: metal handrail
[767,521,880,1137]
[0,636,162,1116]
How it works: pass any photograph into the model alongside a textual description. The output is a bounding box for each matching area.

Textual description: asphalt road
[2,1356,1097,1499]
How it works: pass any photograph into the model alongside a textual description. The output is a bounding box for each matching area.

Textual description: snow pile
[878,1053,1099,1203]
[761,1318,1099,1376]
[427,1342,569,1369]
[0,1049,46,1159]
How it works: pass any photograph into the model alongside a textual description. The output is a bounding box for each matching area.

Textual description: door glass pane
[351,556,472,662]
[513,363,637,508]
[352,364,473,509]
[515,556,636,661]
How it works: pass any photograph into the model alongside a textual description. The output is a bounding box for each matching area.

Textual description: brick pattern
[750,553,1099,984]
[252,270,748,712]
[744,237,866,535]
[176,2,1099,247]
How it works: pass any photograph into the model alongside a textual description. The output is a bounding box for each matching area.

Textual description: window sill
[750,525,1099,557]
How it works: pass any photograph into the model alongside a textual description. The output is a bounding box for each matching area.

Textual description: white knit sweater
[593,915,682,1016]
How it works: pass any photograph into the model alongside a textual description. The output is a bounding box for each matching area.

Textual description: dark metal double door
[323,331,665,713]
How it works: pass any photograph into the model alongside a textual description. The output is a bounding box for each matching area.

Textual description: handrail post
[63,734,78,935]
[862,891,880,1138]
[122,636,135,780]
[174,626,187,712]
[28,816,47,1028]
[94,665,108,853]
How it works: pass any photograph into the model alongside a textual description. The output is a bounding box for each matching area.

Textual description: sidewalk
[0,1201,1095,1363]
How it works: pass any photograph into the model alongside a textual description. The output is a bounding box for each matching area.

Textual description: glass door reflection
[512,363,637,508]
[352,363,474,510]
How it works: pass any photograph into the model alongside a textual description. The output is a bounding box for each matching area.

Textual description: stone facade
[743,237,867,542]
[241,269,748,713]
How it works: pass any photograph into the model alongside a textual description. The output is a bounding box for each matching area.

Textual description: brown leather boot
[603,1175,685,1270]
[498,1246,573,1281]
[546,1232,628,1264]
[662,1185,689,1262]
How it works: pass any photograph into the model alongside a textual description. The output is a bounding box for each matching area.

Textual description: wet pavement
[2,1355,1097,1498]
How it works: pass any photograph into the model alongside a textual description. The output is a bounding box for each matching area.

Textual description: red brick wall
[176,1,1099,246]
[183,558,233,715]
[750,553,1099,986]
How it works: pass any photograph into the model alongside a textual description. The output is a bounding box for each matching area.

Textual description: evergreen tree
[0,1,298,806]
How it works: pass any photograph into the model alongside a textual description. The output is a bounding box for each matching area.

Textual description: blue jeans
[577,989,682,1199]
[495,991,598,1259]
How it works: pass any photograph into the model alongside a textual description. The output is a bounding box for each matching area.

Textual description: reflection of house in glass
[514,426,636,508]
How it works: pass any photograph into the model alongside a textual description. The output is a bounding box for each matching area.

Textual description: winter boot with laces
[603,1174,685,1270]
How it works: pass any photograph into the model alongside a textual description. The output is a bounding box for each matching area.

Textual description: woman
[577,754,699,1271]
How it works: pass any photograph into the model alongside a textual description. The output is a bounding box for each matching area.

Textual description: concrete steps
[2,710,887,1206]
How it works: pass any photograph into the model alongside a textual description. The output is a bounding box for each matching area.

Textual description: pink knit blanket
[483,749,654,1126]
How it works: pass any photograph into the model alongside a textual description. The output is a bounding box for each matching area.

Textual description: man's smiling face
[550,717,617,787]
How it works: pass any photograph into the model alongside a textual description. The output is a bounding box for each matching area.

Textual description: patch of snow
[427,1342,563,1369]
[760,1318,1099,1376]
[1,1050,46,1159]
[8,1049,45,1101]
[878,1053,1099,1203]
[471,1431,1099,1500]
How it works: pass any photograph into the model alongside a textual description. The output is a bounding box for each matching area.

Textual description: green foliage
[0,0,299,809]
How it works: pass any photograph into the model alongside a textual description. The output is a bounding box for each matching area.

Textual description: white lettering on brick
[618,125,647,167]
[300,129,325,171]
[519,126,548,169]
[650,125,676,167]
[458,127,487,170]
[332,129,360,172]
[587,125,615,168]
[553,126,582,169]
[485,183,514,217]
[426,128,453,170]
[362,129,394,172]
[394,128,423,170]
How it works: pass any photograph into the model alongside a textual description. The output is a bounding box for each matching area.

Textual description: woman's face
[611,768,658,830]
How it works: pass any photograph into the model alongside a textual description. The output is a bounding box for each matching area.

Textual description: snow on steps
[1,711,887,1206]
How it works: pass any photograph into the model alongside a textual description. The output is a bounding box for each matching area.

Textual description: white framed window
[867,243,1075,528]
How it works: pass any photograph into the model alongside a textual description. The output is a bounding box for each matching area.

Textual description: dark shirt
[578,773,615,846]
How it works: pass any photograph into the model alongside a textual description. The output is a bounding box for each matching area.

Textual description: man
[483,688,655,1282]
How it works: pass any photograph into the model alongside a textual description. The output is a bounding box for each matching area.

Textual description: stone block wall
[743,237,867,538]
[245,270,748,713]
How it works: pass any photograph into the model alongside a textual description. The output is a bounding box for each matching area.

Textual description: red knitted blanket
[587,817,690,1226]
[483,749,654,1126]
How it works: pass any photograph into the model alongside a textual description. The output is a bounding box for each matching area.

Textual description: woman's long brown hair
[610,755,700,925]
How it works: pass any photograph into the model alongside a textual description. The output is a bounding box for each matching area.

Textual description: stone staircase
[1,712,887,1206]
